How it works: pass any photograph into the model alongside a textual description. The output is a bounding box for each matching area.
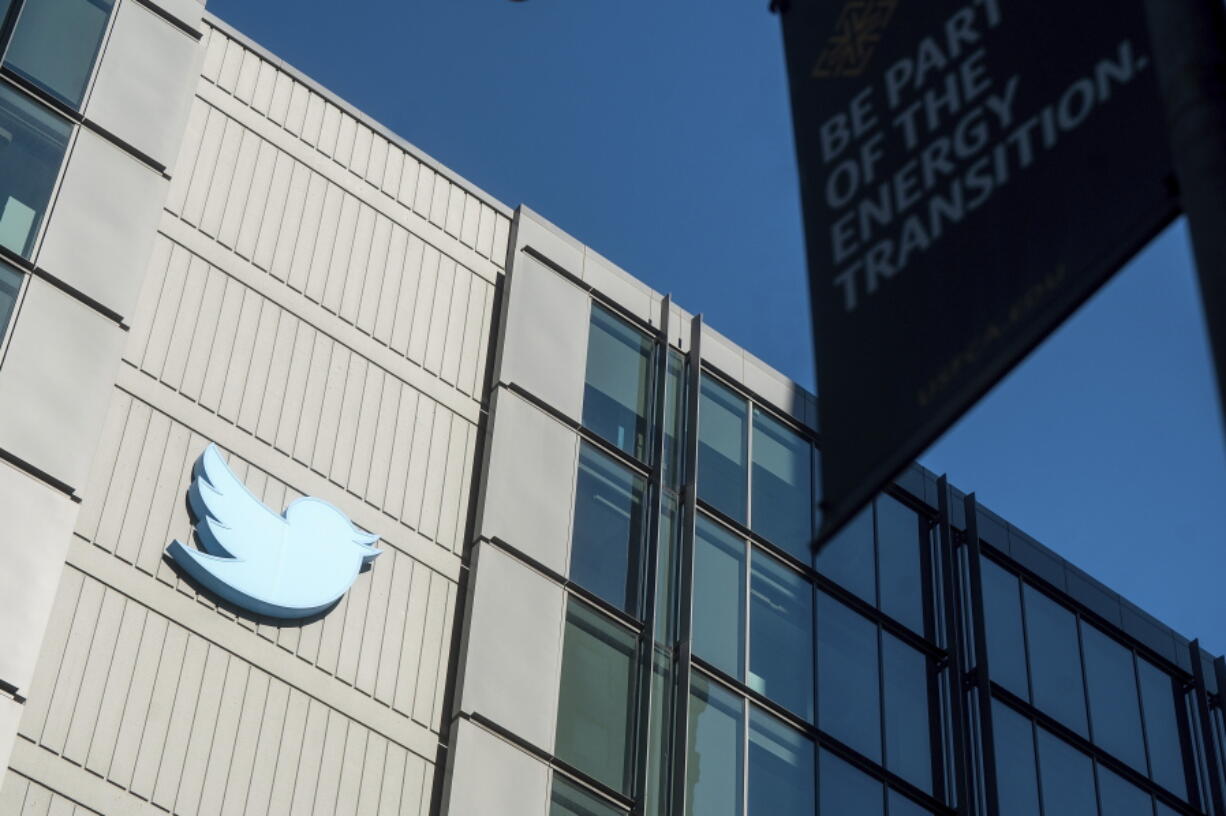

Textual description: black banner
[780,0,1179,540]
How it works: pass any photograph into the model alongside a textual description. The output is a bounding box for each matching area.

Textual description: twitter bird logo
[166,444,382,619]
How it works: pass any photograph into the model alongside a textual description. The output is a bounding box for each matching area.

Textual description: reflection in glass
[1036,728,1097,816]
[583,304,653,461]
[888,791,934,816]
[979,558,1029,700]
[550,776,624,816]
[993,700,1039,816]
[750,408,812,561]
[1097,765,1154,816]
[645,650,673,816]
[687,674,743,816]
[655,494,679,643]
[0,82,72,258]
[1082,622,1147,771]
[555,600,638,794]
[692,516,745,680]
[748,707,814,816]
[1138,658,1188,799]
[815,503,875,605]
[662,350,686,489]
[882,633,933,793]
[0,261,21,340]
[570,444,646,615]
[877,494,925,634]
[818,592,881,762]
[819,748,883,816]
[749,551,813,720]
[4,0,114,109]
[698,375,748,523]
[1024,585,1088,735]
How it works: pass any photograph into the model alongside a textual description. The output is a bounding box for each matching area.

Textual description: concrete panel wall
[0,771,101,816]
[441,719,550,816]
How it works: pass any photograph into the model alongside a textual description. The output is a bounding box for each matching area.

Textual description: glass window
[1082,623,1146,771]
[1156,803,1182,816]
[1036,728,1097,816]
[1023,585,1089,735]
[645,650,672,816]
[819,748,883,816]
[818,592,881,762]
[749,551,813,720]
[550,776,625,816]
[692,515,745,680]
[979,557,1029,700]
[583,304,653,461]
[815,503,875,605]
[1137,658,1188,799]
[888,791,934,816]
[686,674,743,816]
[698,376,748,523]
[750,408,812,561]
[882,633,933,793]
[662,349,685,489]
[555,600,638,794]
[3,0,114,109]
[993,700,1040,816]
[1097,765,1154,816]
[0,260,21,339]
[571,444,647,615]
[877,495,925,634]
[748,707,815,816]
[0,81,71,258]
[654,494,679,644]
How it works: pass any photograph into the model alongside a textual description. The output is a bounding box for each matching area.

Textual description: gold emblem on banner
[812,0,899,78]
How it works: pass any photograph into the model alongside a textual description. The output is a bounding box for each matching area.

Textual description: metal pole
[1143,0,1226,428]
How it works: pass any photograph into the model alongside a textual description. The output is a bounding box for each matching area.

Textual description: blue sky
[209,0,1226,653]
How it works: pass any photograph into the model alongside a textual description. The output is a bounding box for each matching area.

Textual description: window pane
[877,495,925,634]
[750,408,812,560]
[979,558,1029,700]
[0,261,21,339]
[1097,765,1154,816]
[993,700,1040,816]
[662,350,685,489]
[645,650,673,816]
[571,444,646,615]
[888,791,934,816]
[1156,803,1181,816]
[1082,623,1146,771]
[698,376,748,523]
[551,776,624,816]
[748,707,815,816]
[815,503,875,604]
[4,0,113,108]
[654,494,679,644]
[749,551,813,720]
[583,304,653,460]
[819,749,883,816]
[692,515,746,680]
[1138,658,1188,799]
[818,592,881,762]
[1024,585,1088,735]
[1036,728,1097,816]
[0,82,71,258]
[882,633,933,793]
[686,674,744,816]
[556,600,638,794]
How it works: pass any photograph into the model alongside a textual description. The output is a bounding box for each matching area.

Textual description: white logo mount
[166,444,382,619]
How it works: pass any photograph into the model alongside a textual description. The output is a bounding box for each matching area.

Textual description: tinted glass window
[692,516,746,680]
[1024,585,1088,735]
[0,82,71,258]
[748,707,815,816]
[819,749,883,816]
[654,494,679,643]
[4,0,113,108]
[1036,728,1097,816]
[888,791,934,816]
[818,592,881,762]
[1138,658,1188,799]
[556,600,638,794]
[698,376,748,523]
[993,700,1040,816]
[550,776,624,816]
[583,304,653,461]
[877,495,925,633]
[1082,623,1146,771]
[815,503,875,604]
[0,261,21,340]
[1097,765,1154,816]
[662,350,685,489]
[645,652,672,816]
[979,557,1029,699]
[882,633,933,793]
[749,551,813,720]
[750,408,812,561]
[571,444,646,615]
[686,674,743,816]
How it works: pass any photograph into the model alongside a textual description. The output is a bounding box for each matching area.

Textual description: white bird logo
[166,444,382,619]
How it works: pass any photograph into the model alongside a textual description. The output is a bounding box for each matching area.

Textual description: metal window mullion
[963,494,1000,816]
[1191,639,1226,815]
[937,477,970,814]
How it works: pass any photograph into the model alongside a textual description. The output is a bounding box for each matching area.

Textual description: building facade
[0,4,1224,816]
